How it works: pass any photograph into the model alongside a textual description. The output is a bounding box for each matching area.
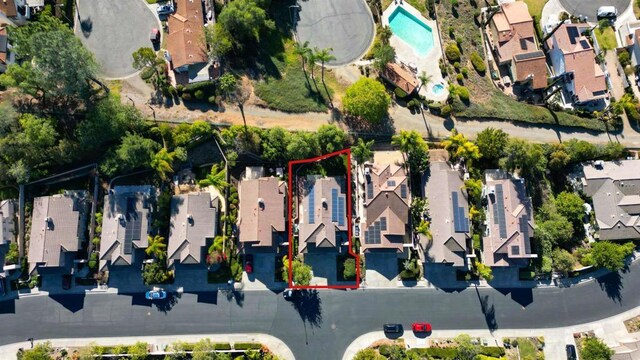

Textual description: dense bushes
[445,43,461,62]
[470,51,486,74]
[394,87,408,99]
[457,86,470,102]
[234,343,262,350]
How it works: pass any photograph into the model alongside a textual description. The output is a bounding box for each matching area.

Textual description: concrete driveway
[558,0,630,21]
[294,0,375,66]
[75,0,159,78]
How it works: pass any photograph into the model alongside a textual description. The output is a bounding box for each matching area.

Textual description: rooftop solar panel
[367,182,373,200]
[380,217,387,231]
[387,180,396,187]
[495,184,507,239]
[400,184,407,199]
[338,197,345,226]
[331,188,338,222]
[309,184,315,224]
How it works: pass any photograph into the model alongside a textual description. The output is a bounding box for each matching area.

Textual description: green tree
[293,40,312,73]
[556,191,585,226]
[552,248,575,275]
[5,242,19,265]
[128,342,149,360]
[20,341,54,360]
[500,138,547,181]
[442,129,481,165]
[343,78,391,124]
[475,127,508,166]
[198,164,228,189]
[351,138,374,165]
[151,147,187,181]
[475,261,493,281]
[132,47,163,91]
[372,43,396,73]
[317,124,347,154]
[591,241,635,271]
[217,0,275,52]
[343,258,357,279]
[464,178,483,204]
[100,133,160,176]
[218,73,238,101]
[146,235,167,260]
[581,337,614,360]
[564,139,598,163]
[204,22,233,60]
[313,47,336,85]
[286,132,320,160]
[377,25,393,44]
[353,348,385,360]
[548,145,572,172]
[262,127,290,163]
[392,130,429,173]
[415,220,432,239]
[142,261,170,285]
[282,255,313,286]
[455,334,480,360]
[536,212,574,248]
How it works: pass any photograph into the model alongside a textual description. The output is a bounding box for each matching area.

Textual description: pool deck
[382,2,448,102]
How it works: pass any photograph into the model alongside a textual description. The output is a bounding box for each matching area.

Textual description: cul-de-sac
[2,0,640,358]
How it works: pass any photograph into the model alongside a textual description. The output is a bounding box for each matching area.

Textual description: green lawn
[522,0,547,19]
[517,339,538,360]
[595,26,617,52]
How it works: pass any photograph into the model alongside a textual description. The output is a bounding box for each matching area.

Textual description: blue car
[145,289,167,300]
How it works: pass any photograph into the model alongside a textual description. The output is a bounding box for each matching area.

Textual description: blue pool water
[432,83,445,95]
[388,7,434,56]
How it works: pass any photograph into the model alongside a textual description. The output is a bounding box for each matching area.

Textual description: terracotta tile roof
[492,1,538,64]
[483,170,536,267]
[0,27,7,65]
[167,0,207,69]
[0,0,16,18]
[238,177,286,247]
[381,62,419,94]
[582,160,640,241]
[299,176,347,252]
[168,192,217,266]
[361,163,410,253]
[548,24,607,102]
[28,192,88,273]
[513,51,548,89]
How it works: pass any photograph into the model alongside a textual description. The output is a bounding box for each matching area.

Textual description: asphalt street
[0,266,637,359]
[75,0,158,78]
[558,0,630,21]
[294,0,375,66]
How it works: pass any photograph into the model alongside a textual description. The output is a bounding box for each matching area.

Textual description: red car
[244,254,254,274]
[412,323,432,333]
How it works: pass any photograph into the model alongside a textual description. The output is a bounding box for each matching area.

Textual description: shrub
[394,87,408,99]
[208,96,217,104]
[619,51,631,67]
[454,62,461,71]
[428,102,443,113]
[343,258,356,279]
[176,84,184,94]
[470,52,486,74]
[624,102,640,124]
[445,43,461,62]
[451,0,458,7]
[474,9,481,18]
[519,270,536,280]
[230,261,243,282]
[462,68,469,78]
[378,344,405,357]
[140,67,155,81]
[194,89,205,100]
[441,104,452,117]
[480,346,506,357]
[448,26,455,37]
[183,80,215,94]
[234,343,262,350]
[457,86,470,102]
[92,237,100,246]
[88,252,98,270]
[456,73,464,83]
[181,93,192,101]
[213,343,232,351]
[5,242,19,265]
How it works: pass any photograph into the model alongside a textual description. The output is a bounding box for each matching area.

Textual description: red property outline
[287,148,360,289]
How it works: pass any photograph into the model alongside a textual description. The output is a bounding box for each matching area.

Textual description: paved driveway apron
[558,0,630,21]
[75,0,158,78]
[294,0,375,66]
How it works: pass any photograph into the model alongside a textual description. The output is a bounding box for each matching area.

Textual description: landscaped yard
[595,26,617,52]
[625,315,640,333]
[436,0,607,132]
[522,0,547,19]
[504,337,545,360]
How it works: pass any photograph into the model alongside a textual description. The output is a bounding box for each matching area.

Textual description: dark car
[150,28,160,44]
[62,274,72,290]
[0,276,5,297]
[157,4,175,15]
[383,324,402,333]
[566,344,577,360]
[412,323,432,333]
[244,254,254,274]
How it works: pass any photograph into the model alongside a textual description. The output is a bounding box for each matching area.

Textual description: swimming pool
[432,83,445,95]
[388,7,434,57]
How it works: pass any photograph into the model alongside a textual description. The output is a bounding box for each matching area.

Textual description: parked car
[62,274,72,290]
[383,324,402,334]
[145,289,167,300]
[244,254,254,274]
[157,4,175,16]
[150,28,160,44]
[566,344,577,360]
[597,6,617,19]
[411,323,432,333]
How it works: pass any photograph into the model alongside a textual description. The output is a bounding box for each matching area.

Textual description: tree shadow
[475,286,498,332]
[290,289,322,328]
[596,271,623,304]
[80,17,93,38]
[153,291,181,314]
[443,116,455,131]
[48,293,86,313]
[222,289,245,307]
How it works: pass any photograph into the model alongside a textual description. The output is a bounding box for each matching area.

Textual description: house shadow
[596,271,623,304]
[494,287,533,308]
[119,292,152,307]
[422,263,467,293]
[48,293,86,313]
[0,298,16,314]
[289,289,322,328]
[191,290,218,305]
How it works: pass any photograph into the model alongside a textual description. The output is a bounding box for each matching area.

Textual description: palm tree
[293,40,311,73]
[377,25,393,45]
[306,51,317,80]
[391,130,422,155]
[146,235,167,260]
[150,148,176,181]
[417,71,432,93]
[198,164,228,189]
[314,47,335,85]
[351,138,375,166]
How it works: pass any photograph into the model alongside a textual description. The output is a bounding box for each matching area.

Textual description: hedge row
[234,343,262,350]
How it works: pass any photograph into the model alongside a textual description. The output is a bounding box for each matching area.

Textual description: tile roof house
[582,160,640,241]
[298,176,348,253]
[0,199,15,246]
[361,163,410,253]
[483,170,537,267]
[546,23,608,105]
[99,186,154,271]
[423,161,471,266]
[166,0,209,83]
[381,62,419,95]
[28,191,89,274]
[168,192,218,267]
[489,1,547,90]
[238,176,286,249]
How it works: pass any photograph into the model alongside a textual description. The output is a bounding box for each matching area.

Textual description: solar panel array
[387,180,396,187]
[364,220,382,244]
[380,217,387,231]
[400,184,407,199]
[367,181,373,200]
[451,192,470,233]
[519,215,530,240]
[123,197,141,255]
[331,188,338,222]
[495,184,507,239]
[308,183,315,224]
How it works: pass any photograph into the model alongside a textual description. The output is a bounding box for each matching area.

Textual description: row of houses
[14,157,640,277]
[488,1,608,108]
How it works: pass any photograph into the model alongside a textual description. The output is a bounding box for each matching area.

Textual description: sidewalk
[0,333,295,360]
[341,304,640,360]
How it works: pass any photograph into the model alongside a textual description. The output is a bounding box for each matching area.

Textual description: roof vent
[187,214,194,225]
[258,198,265,210]
[594,160,604,169]
[321,198,327,209]
[117,213,125,221]
[45,217,52,230]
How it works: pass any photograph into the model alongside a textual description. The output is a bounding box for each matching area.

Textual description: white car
[597,6,618,19]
